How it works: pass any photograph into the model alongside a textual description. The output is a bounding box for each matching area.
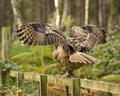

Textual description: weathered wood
[1,71,7,88]
[24,72,40,81]
[47,75,73,87]
[9,70,120,95]
[1,27,11,60]
[1,70,9,96]
[71,78,80,96]
[10,71,72,87]
[80,79,120,94]
[38,75,47,96]
[17,72,23,96]
[65,86,69,96]
[10,70,18,77]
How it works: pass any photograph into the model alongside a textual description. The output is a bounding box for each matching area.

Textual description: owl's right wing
[16,22,66,46]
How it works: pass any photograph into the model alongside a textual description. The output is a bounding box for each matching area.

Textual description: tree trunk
[98,0,107,30]
[76,0,85,26]
[94,0,107,30]
[94,0,99,25]
[108,0,120,30]
[31,0,38,22]
[38,0,44,23]
[0,0,10,27]
[10,0,23,30]
[38,0,49,23]
[60,0,71,27]
[85,0,89,25]
[54,0,60,26]
[47,0,55,17]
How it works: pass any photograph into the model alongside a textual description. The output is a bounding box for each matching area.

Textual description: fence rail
[8,70,120,96]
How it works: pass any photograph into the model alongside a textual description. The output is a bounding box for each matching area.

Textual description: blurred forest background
[0,0,120,95]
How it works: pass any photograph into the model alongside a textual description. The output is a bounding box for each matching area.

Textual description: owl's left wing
[67,25,107,52]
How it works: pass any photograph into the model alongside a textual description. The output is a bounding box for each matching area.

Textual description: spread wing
[67,25,107,52]
[69,51,100,64]
[16,22,66,46]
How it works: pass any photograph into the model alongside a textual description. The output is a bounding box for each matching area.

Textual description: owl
[16,22,106,77]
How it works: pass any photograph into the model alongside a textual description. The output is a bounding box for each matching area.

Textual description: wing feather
[16,22,66,46]
[69,51,100,64]
[68,25,107,52]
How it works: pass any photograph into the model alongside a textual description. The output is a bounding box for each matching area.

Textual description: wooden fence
[6,70,120,96]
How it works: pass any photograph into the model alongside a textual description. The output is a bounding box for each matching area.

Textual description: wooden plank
[10,71,40,81]
[71,78,80,96]
[38,75,47,96]
[10,70,18,77]
[24,72,40,81]
[47,75,73,87]
[80,79,120,94]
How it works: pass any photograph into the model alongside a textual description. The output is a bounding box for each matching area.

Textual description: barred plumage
[68,25,107,52]
[16,23,66,46]
[16,22,106,77]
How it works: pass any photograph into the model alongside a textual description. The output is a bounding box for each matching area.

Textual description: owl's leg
[62,70,75,78]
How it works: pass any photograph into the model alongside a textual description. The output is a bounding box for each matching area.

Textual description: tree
[94,0,107,30]
[54,0,60,26]
[31,0,38,22]
[60,0,71,27]
[108,0,120,30]
[10,0,23,31]
[76,0,85,26]
[0,0,12,27]
[38,0,55,23]
[85,0,89,25]
[98,0,107,30]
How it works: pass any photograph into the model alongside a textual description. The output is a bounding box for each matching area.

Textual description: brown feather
[69,51,100,64]
[16,23,66,46]
[68,25,107,52]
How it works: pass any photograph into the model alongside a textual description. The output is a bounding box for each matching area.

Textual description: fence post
[1,70,8,96]
[65,86,69,96]
[1,27,11,96]
[71,78,80,96]
[38,75,47,96]
[17,72,23,96]
[1,26,11,60]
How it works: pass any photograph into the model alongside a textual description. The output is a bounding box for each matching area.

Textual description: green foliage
[44,64,66,75]
[0,59,20,71]
[75,27,120,81]
[10,40,55,72]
